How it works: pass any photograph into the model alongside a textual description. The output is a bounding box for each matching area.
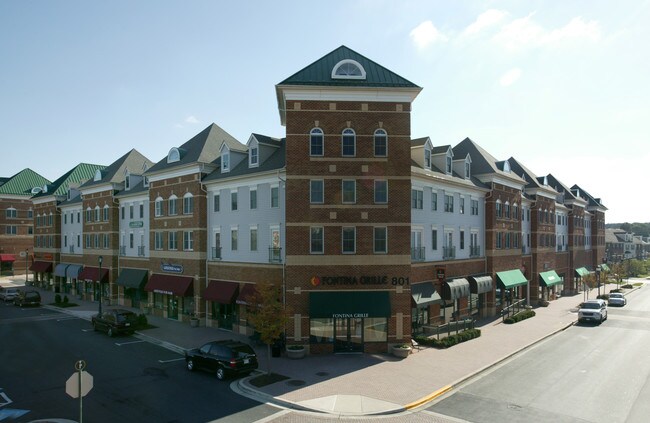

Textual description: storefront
[53,263,69,293]
[442,278,471,321]
[539,270,563,301]
[309,291,390,353]
[115,268,148,308]
[203,280,239,330]
[29,261,52,286]
[0,254,16,276]
[468,275,493,317]
[411,281,442,334]
[144,274,194,321]
[78,266,109,302]
[575,267,590,291]
[66,265,83,296]
[496,269,528,307]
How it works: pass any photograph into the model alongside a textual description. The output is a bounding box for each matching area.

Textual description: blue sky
[1,1,648,223]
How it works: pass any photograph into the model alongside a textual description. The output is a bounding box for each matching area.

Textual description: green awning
[600,264,610,272]
[411,282,442,307]
[575,267,590,277]
[309,291,390,318]
[539,270,563,287]
[116,268,148,289]
[496,269,528,289]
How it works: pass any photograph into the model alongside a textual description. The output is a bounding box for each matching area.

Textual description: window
[168,232,178,250]
[374,180,387,204]
[424,148,431,168]
[77,211,80,223]
[129,205,134,219]
[310,180,324,204]
[250,227,258,251]
[311,227,324,254]
[342,227,356,253]
[139,204,144,218]
[5,226,17,235]
[374,227,387,253]
[250,189,257,209]
[121,206,125,220]
[94,234,99,249]
[496,232,502,249]
[94,207,100,222]
[6,208,16,218]
[168,196,178,216]
[183,194,194,214]
[28,210,33,219]
[154,232,163,250]
[231,191,238,211]
[431,192,438,211]
[331,59,366,79]
[459,197,465,214]
[85,234,91,248]
[249,146,258,166]
[465,161,471,179]
[411,189,423,209]
[183,231,193,251]
[310,128,324,156]
[271,186,279,208]
[167,147,180,163]
[64,213,67,225]
[446,155,452,174]
[505,203,511,219]
[341,128,356,157]
[85,209,92,222]
[129,233,134,249]
[104,234,110,249]
[460,230,465,250]
[221,149,230,172]
[231,228,238,251]
[432,229,438,250]
[342,180,356,204]
[513,204,519,220]
[213,194,220,212]
[103,206,109,221]
[374,129,387,157]
[471,199,479,215]
[496,201,502,218]
[444,194,454,213]
[155,198,163,217]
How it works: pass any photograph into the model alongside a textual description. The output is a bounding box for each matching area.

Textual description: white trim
[280,86,421,103]
[331,59,366,79]
[146,165,204,182]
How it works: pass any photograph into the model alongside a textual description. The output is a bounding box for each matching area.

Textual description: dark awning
[116,268,148,289]
[496,269,528,289]
[469,276,493,294]
[539,270,563,287]
[0,254,16,262]
[575,267,590,277]
[29,261,52,273]
[411,282,442,307]
[145,274,193,297]
[54,264,69,277]
[78,266,109,282]
[442,278,471,300]
[66,265,83,279]
[204,280,239,303]
[309,291,391,318]
[236,284,258,305]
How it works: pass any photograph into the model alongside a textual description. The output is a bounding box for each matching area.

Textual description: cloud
[544,17,601,44]
[493,14,601,50]
[185,115,199,124]
[410,21,447,49]
[463,9,507,36]
[500,68,522,86]
[493,14,544,50]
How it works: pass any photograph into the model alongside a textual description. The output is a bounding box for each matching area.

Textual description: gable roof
[452,138,525,185]
[546,174,579,203]
[571,184,606,209]
[31,163,105,199]
[203,139,286,183]
[278,45,419,89]
[0,168,51,196]
[147,123,245,174]
[80,149,154,189]
[249,133,283,148]
[411,137,430,147]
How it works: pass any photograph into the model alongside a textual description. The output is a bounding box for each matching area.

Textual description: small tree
[611,263,625,289]
[245,282,290,375]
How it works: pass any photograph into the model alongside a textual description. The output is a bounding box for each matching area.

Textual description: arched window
[221,146,230,173]
[154,197,164,217]
[513,203,519,220]
[5,207,17,219]
[331,59,366,79]
[183,193,194,215]
[168,195,178,216]
[94,169,103,182]
[310,128,324,156]
[374,129,387,157]
[341,128,356,157]
[495,200,503,218]
[103,205,110,222]
[167,147,181,163]
[94,206,100,222]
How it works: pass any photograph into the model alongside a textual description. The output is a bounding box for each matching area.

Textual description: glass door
[167,296,179,320]
[334,317,363,353]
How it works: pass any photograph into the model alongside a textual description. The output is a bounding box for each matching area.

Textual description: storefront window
[154,293,164,309]
[363,318,387,342]
[183,297,194,315]
[310,318,334,343]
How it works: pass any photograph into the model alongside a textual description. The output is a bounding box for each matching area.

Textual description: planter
[190,318,199,328]
[392,345,412,358]
[286,346,306,359]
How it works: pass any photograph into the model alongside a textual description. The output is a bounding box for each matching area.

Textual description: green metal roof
[0,168,51,196]
[31,163,105,198]
[278,45,419,88]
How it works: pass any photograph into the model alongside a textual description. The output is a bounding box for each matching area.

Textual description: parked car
[578,299,608,324]
[0,287,20,302]
[608,292,627,307]
[91,308,138,337]
[13,290,41,307]
[185,340,258,380]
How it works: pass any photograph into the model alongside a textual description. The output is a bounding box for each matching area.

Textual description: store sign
[153,289,174,295]
[310,275,409,287]
[129,221,143,228]
[160,262,183,273]
[436,266,446,281]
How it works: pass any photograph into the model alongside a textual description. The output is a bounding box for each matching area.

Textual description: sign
[436,266,446,281]
[311,275,409,287]
[160,262,183,273]
[129,221,143,228]
[66,371,93,398]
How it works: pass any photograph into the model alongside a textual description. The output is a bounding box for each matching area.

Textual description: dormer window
[331,59,366,80]
[249,145,259,167]
[503,160,511,173]
[143,176,149,187]
[167,147,181,163]
[465,161,471,179]
[125,174,131,190]
[424,147,431,168]
[94,169,102,182]
[221,147,230,173]
[446,155,452,174]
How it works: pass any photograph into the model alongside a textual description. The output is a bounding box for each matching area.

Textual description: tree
[611,263,625,289]
[245,282,290,375]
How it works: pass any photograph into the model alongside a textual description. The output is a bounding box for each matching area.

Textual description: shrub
[596,294,609,300]
[54,294,62,304]
[63,295,69,304]
[504,309,536,324]
[287,345,305,351]
[136,313,148,329]
[621,284,634,289]
[414,329,481,349]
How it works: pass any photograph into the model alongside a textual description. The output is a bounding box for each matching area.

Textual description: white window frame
[341,128,356,157]
[310,128,324,157]
[374,129,387,157]
[310,180,324,204]
[310,226,324,254]
[374,227,388,254]
[342,180,356,204]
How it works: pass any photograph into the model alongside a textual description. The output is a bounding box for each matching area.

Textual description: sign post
[66,360,93,423]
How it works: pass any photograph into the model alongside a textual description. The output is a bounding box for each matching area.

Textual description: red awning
[203,280,239,303]
[78,266,109,282]
[145,274,194,297]
[0,254,16,262]
[236,284,258,305]
[29,261,52,273]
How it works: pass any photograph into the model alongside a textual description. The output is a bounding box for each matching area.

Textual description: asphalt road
[427,284,650,423]
[0,302,279,423]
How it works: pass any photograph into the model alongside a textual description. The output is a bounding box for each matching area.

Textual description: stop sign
[66,371,93,398]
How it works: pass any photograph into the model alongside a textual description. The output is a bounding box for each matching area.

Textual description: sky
[1,1,648,223]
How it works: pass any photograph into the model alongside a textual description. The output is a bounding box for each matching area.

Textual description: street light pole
[98,256,103,315]
[25,249,29,286]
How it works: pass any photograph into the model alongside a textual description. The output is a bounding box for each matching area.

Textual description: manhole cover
[316,372,329,377]
[287,379,306,386]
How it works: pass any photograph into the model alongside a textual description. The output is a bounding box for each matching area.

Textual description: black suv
[13,290,41,307]
[91,309,138,337]
[185,340,258,380]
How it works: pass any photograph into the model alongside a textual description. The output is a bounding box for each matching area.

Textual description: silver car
[0,287,19,302]
[578,299,608,324]
[608,292,627,307]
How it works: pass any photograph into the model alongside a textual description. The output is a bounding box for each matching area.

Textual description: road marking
[115,340,145,346]
[81,328,93,332]
[158,358,185,363]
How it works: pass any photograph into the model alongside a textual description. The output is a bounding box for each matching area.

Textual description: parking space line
[158,358,185,363]
[115,340,146,346]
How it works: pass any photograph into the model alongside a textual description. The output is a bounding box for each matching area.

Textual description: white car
[0,287,19,302]
[608,293,627,307]
[578,299,608,324]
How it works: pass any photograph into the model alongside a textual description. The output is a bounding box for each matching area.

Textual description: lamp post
[596,266,601,297]
[97,256,103,315]
[25,249,29,286]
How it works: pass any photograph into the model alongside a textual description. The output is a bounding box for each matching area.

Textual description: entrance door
[167,296,179,320]
[334,317,363,353]
[218,303,235,330]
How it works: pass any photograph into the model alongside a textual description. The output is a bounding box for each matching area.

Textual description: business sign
[160,261,183,273]
[129,221,143,228]
[311,275,409,287]
[436,266,446,281]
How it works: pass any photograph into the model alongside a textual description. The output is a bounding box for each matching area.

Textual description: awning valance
[309,291,391,318]
[66,265,83,279]
[496,269,528,289]
[236,284,258,305]
[54,264,69,277]
[204,280,239,303]
[116,268,148,289]
[575,267,590,277]
[145,274,193,297]
[78,266,109,282]
[29,261,52,273]
[411,282,442,307]
[539,270,563,287]
[0,254,16,262]
[443,278,471,300]
[469,276,493,294]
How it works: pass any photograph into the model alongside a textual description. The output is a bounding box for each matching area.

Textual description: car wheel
[107,327,114,337]
[186,359,194,371]
[216,367,226,380]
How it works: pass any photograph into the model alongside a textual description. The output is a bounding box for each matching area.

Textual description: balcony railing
[68,246,75,254]
[469,245,481,258]
[268,247,282,263]
[137,246,145,257]
[119,246,126,256]
[443,246,456,260]
[212,247,222,260]
[411,247,425,262]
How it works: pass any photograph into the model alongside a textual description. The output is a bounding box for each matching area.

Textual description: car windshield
[610,294,623,298]
[582,302,601,309]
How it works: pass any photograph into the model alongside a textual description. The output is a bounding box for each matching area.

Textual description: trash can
[271,343,281,357]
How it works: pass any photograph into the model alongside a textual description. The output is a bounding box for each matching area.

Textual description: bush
[621,284,634,289]
[414,328,481,349]
[504,309,536,324]
[136,313,148,329]
[597,294,609,300]
[54,294,62,304]
[63,295,69,304]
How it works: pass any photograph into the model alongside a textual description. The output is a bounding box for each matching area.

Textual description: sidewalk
[2,275,641,416]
